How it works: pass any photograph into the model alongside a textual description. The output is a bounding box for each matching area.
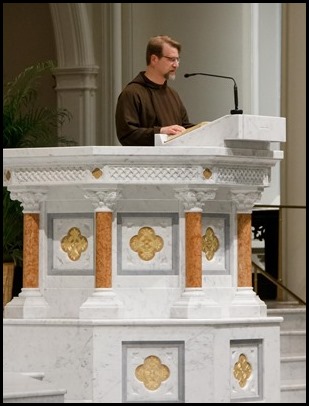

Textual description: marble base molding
[170,287,221,319]
[3,318,282,403]
[4,288,49,319]
[79,288,124,319]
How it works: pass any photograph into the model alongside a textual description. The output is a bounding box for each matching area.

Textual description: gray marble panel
[117,213,179,275]
[48,213,94,276]
[230,339,263,402]
[202,213,230,275]
[122,341,185,403]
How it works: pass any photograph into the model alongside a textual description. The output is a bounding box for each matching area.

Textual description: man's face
[158,44,180,80]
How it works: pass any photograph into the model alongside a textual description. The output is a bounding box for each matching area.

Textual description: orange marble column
[185,212,202,288]
[23,213,40,288]
[237,213,252,287]
[95,211,112,288]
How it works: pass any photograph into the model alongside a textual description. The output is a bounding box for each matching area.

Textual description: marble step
[267,306,306,331]
[3,373,67,403]
[280,330,306,356]
[280,355,306,381]
[267,303,306,402]
[280,382,306,403]
[266,300,304,307]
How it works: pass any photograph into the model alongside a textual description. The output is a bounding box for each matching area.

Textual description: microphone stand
[184,72,243,115]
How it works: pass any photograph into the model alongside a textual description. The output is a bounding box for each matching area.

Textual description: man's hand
[160,125,186,136]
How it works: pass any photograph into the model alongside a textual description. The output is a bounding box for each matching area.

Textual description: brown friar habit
[115,72,194,146]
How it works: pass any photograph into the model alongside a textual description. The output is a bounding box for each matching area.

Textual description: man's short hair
[146,35,181,65]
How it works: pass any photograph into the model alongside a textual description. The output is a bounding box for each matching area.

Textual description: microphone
[184,72,243,115]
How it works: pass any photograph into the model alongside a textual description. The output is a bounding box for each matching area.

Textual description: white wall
[280,4,306,302]
[122,3,248,123]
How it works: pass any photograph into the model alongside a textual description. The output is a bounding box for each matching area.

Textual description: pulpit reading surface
[155,114,285,146]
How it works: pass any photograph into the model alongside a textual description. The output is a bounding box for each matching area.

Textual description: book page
[164,121,210,143]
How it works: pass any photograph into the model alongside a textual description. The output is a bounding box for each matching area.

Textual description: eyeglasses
[161,56,180,64]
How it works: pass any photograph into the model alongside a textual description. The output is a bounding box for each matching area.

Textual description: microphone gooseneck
[184,72,243,115]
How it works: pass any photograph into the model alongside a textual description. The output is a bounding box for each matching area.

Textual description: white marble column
[229,190,267,317]
[53,66,99,146]
[170,188,221,319]
[4,189,49,319]
[79,189,124,319]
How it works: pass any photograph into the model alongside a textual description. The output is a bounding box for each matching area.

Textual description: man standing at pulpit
[115,35,194,146]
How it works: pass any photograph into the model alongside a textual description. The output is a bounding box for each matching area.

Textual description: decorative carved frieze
[10,167,88,184]
[109,165,201,182]
[4,164,271,187]
[217,166,269,186]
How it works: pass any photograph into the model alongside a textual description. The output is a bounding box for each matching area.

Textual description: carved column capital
[84,188,122,211]
[175,188,217,212]
[9,189,48,213]
[230,190,262,213]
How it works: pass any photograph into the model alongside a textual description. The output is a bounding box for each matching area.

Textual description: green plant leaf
[3,60,78,267]
[3,188,23,265]
[3,60,77,148]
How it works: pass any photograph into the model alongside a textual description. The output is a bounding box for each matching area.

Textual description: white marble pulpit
[3,114,285,403]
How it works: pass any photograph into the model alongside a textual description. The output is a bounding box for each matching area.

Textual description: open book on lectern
[154,114,286,147]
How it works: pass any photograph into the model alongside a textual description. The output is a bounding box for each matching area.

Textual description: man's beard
[164,72,176,81]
